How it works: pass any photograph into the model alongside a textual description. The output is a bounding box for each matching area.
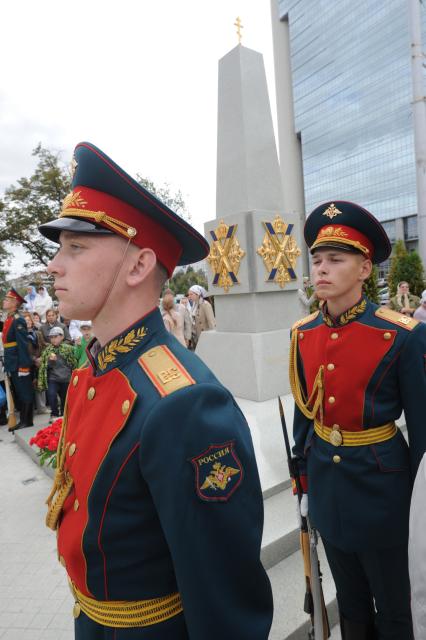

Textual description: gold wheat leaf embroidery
[339,299,367,325]
[97,327,148,371]
[123,330,136,345]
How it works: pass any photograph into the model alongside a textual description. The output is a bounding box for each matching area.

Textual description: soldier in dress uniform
[289,201,426,640]
[38,142,273,640]
[2,288,34,430]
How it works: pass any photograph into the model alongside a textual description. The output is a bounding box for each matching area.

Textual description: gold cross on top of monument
[234,16,243,44]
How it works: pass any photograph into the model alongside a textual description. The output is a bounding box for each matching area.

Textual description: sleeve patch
[190,441,243,502]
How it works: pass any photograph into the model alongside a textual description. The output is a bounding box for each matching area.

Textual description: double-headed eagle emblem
[200,462,240,491]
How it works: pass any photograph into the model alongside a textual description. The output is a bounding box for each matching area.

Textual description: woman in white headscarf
[24,285,37,313]
[188,285,215,349]
[34,286,53,322]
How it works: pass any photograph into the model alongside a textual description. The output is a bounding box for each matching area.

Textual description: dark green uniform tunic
[50,308,272,639]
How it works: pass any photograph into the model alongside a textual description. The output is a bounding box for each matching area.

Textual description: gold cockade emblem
[207,220,246,293]
[257,215,301,289]
[323,203,342,219]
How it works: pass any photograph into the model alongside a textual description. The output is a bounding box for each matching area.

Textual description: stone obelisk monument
[196,41,303,402]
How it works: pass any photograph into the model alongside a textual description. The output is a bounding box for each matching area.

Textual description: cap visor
[311,242,364,255]
[39,217,114,243]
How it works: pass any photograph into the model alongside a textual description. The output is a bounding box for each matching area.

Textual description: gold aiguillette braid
[289,328,324,424]
[45,406,74,530]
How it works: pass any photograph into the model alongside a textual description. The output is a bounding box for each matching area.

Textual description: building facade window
[276,0,424,260]
[381,220,396,243]
[404,215,418,241]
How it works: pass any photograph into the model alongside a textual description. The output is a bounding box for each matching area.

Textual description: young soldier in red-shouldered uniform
[2,288,34,430]
[289,201,426,640]
[38,142,273,640]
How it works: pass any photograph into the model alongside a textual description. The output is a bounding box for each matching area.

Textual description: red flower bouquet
[29,418,63,468]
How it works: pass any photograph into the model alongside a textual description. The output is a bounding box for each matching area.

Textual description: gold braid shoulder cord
[289,328,324,424]
[45,404,74,531]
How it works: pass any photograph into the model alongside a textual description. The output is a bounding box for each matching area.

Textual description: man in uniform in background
[39,142,273,640]
[289,201,426,639]
[2,288,34,430]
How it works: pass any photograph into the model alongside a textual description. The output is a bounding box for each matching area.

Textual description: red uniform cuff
[291,475,308,494]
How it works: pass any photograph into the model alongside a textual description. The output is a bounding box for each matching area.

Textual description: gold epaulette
[139,345,195,397]
[292,310,320,331]
[375,307,419,330]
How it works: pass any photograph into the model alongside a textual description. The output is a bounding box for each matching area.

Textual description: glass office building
[276,0,426,271]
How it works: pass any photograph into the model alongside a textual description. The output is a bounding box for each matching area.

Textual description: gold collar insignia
[322,298,367,327]
[97,326,148,371]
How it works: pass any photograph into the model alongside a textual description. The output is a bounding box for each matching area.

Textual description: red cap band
[5,289,25,305]
[61,186,183,276]
[311,224,374,259]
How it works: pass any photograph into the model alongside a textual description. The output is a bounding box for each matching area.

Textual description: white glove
[295,494,309,526]
[300,493,308,517]
[18,371,30,377]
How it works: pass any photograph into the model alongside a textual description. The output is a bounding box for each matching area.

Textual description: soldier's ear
[359,257,372,282]
[126,247,157,288]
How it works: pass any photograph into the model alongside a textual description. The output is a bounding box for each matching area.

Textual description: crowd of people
[0,295,95,427]
[0,281,216,429]
[160,284,215,348]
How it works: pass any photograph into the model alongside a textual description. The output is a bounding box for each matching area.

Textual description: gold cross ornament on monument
[257,215,301,289]
[207,220,246,293]
[234,16,243,44]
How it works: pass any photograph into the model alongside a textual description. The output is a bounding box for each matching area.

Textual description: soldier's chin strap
[92,238,133,323]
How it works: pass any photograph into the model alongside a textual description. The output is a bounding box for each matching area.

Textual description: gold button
[73,376,79,387]
[69,443,77,457]
[331,332,338,340]
[333,455,341,464]
[299,332,304,340]
[73,603,81,618]
[327,363,335,371]
[87,387,96,400]
[59,555,66,567]
[328,396,336,404]
[383,332,392,340]
[73,499,79,512]
[122,399,130,415]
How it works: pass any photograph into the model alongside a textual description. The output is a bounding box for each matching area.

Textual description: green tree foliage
[362,265,379,304]
[388,239,425,296]
[0,144,71,267]
[0,146,194,276]
[166,266,208,295]
[0,201,10,294]
[136,176,192,223]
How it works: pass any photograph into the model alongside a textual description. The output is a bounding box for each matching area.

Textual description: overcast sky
[1,0,277,277]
